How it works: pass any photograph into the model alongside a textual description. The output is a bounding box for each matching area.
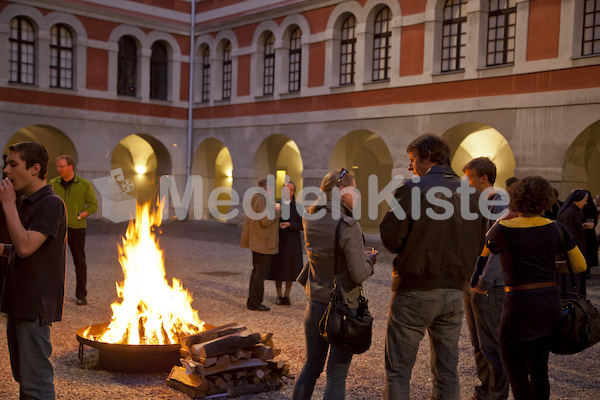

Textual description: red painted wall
[233,24,258,48]
[308,42,326,88]
[400,24,425,77]
[527,0,561,61]
[399,0,426,16]
[303,5,335,34]
[237,54,251,96]
[86,48,108,91]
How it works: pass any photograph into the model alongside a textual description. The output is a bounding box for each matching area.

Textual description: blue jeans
[7,315,55,400]
[292,301,354,400]
[463,287,508,400]
[384,289,464,400]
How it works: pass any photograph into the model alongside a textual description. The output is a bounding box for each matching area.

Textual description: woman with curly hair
[483,176,586,400]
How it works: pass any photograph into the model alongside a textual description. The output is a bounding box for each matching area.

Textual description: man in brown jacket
[240,177,281,311]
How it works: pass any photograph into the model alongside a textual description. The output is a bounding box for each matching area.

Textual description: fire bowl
[76,322,195,373]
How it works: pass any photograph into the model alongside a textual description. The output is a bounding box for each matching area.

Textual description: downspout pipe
[186,0,195,184]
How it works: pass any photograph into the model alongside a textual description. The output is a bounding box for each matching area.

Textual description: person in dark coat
[582,190,598,277]
[267,182,303,306]
[557,189,588,294]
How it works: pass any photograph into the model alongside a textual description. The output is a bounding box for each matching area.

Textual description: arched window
[263,33,275,95]
[150,42,168,100]
[288,28,301,92]
[373,7,391,81]
[222,42,232,99]
[117,36,137,96]
[9,17,35,84]
[50,24,73,89]
[441,0,467,72]
[340,15,356,85]
[202,48,210,102]
[582,0,600,56]
[486,0,516,66]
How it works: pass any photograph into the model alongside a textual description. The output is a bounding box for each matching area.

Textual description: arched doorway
[563,120,600,196]
[111,134,172,205]
[254,135,303,200]
[192,138,233,220]
[329,131,393,230]
[444,123,516,188]
[4,125,77,181]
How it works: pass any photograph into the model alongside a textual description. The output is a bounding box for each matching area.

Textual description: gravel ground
[0,219,599,399]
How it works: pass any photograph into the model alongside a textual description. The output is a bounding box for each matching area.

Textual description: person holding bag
[484,176,587,400]
[292,168,376,400]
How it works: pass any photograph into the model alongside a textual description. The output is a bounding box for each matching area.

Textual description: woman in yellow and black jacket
[483,176,586,400]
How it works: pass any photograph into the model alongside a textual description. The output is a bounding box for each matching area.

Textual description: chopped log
[180,323,246,350]
[218,380,230,390]
[215,354,231,367]
[180,357,206,377]
[221,373,232,382]
[204,358,267,377]
[260,332,274,348]
[180,348,191,358]
[267,360,286,371]
[166,378,206,399]
[198,356,217,368]
[234,349,252,361]
[192,330,261,358]
[227,380,283,398]
[232,370,247,380]
[247,368,266,379]
[250,344,275,360]
[272,348,282,357]
[166,366,208,398]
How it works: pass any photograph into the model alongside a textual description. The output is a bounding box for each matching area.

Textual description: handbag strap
[333,218,344,276]
[555,222,578,294]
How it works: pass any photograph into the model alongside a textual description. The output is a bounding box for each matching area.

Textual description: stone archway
[329,130,393,230]
[254,135,304,200]
[563,120,600,196]
[444,122,516,188]
[4,124,77,181]
[192,138,233,220]
[111,134,172,206]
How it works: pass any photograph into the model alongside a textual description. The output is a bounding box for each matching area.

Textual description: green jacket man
[49,155,98,305]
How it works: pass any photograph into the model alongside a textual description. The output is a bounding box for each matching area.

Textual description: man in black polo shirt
[0,142,67,399]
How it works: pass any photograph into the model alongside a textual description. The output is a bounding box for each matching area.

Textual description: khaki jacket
[240,193,280,254]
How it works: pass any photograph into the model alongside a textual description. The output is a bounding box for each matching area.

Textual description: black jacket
[380,165,486,291]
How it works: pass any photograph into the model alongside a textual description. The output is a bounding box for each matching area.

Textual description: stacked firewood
[166,323,291,399]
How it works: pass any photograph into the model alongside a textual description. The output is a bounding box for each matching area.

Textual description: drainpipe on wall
[186,0,195,184]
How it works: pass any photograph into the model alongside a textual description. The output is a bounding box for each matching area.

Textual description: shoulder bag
[550,223,600,354]
[318,219,373,354]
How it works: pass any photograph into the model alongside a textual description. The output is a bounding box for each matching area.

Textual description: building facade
[1,0,599,226]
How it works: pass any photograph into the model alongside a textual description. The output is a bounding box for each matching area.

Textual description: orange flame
[96,203,205,344]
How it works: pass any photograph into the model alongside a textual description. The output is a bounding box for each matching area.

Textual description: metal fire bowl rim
[76,322,181,351]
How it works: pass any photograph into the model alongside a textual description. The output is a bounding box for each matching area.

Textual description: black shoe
[276,296,284,305]
[76,297,87,306]
[247,304,270,311]
[282,297,291,306]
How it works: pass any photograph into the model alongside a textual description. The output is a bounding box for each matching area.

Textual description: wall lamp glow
[134,165,147,174]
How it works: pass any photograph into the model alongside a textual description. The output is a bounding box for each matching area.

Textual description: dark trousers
[68,228,87,299]
[247,252,272,308]
[7,315,55,400]
[463,287,508,400]
[501,335,551,400]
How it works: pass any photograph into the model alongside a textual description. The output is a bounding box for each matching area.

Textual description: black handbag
[318,219,373,354]
[550,223,600,354]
